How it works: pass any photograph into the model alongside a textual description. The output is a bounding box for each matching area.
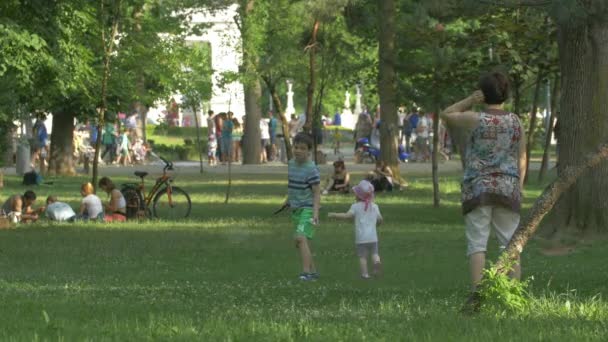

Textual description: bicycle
[121,156,192,220]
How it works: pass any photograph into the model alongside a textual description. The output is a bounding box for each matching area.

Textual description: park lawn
[0,170,607,341]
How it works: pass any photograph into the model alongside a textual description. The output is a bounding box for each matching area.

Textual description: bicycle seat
[134,171,149,179]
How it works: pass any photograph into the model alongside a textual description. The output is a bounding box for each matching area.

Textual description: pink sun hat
[353,180,374,211]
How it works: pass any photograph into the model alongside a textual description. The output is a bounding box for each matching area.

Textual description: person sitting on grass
[1,190,40,223]
[79,182,104,221]
[45,196,76,222]
[367,160,394,192]
[328,180,383,279]
[322,160,351,195]
[98,177,127,222]
[286,132,321,281]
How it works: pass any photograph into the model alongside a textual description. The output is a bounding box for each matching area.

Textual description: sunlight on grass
[0,171,605,340]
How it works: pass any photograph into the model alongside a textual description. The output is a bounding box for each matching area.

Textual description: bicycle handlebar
[159,156,174,171]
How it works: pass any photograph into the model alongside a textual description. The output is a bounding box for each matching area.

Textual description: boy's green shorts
[291,208,314,240]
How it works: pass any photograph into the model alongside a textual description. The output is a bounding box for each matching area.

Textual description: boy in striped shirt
[287,133,321,281]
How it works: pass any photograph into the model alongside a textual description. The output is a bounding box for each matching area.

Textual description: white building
[148,4,245,127]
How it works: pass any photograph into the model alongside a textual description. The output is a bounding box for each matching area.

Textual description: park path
[2,146,554,177]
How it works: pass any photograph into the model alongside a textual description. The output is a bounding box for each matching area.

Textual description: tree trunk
[524,69,544,184]
[93,0,121,189]
[512,76,522,117]
[538,74,560,183]
[304,20,320,133]
[242,79,262,164]
[377,0,400,178]
[551,13,608,234]
[133,2,146,141]
[265,76,293,161]
[47,112,76,176]
[192,105,204,173]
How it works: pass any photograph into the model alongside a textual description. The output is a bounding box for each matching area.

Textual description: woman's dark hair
[98,177,115,191]
[333,160,345,170]
[478,72,510,104]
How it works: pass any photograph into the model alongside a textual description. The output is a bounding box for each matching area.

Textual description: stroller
[355,138,409,163]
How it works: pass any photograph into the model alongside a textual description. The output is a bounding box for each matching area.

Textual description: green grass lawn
[0,170,606,340]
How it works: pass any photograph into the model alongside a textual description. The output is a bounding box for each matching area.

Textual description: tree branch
[496,144,608,274]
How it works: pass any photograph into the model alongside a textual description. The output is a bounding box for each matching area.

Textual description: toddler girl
[328,180,383,279]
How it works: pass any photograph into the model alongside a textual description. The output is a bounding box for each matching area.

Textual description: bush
[152,142,205,161]
[479,260,531,315]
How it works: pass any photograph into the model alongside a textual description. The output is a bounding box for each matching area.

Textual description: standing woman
[98,177,127,222]
[221,112,234,164]
[441,72,526,301]
[231,117,242,162]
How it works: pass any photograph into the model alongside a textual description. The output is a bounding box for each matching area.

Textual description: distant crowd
[29,111,150,175]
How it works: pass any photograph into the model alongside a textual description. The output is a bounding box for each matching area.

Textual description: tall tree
[377,0,399,172]
[551,1,608,234]
[92,0,122,188]
[236,0,263,164]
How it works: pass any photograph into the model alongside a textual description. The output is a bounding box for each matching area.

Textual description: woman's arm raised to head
[441,91,484,129]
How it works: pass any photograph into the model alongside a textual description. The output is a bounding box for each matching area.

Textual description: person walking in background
[260,116,270,163]
[415,112,431,162]
[328,180,384,279]
[115,129,131,166]
[101,122,117,163]
[268,111,278,161]
[214,111,224,160]
[33,114,49,173]
[232,117,242,163]
[221,112,234,164]
[441,71,526,310]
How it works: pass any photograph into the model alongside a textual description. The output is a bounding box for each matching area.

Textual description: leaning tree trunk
[495,145,608,275]
[377,0,400,178]
[48,112,76,176]
[524,69,545,184]
[242,79,262,164]
[264,76,293,161]
[551,13,608,234]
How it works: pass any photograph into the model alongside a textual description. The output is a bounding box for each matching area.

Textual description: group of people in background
[29,111,149,176]
[352,105,452,163]
[1,176,128,224]
[206,109,280,165]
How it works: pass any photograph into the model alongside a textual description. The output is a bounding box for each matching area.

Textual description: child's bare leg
[296,236,313,273]
[359,257,369,278]
[372,253,382,276]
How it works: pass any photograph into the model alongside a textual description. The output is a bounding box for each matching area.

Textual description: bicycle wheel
[121,186,143,219]
[152,186,191,219]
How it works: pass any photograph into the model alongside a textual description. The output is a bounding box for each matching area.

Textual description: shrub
[478,260,531,315]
